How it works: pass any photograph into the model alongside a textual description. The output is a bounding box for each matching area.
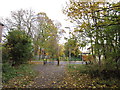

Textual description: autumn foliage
[82,55,94,62]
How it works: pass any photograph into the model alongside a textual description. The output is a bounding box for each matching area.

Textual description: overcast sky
[0,0,118,28]
[0,0,72,44]
[0,0,71,27]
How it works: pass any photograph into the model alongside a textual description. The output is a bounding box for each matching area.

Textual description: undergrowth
[67,64,120,88]
[2,63,37,88]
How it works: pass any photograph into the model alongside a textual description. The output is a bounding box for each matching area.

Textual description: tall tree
[35,12,59,60]
[63,0,120,68]
[64,35,80,59]
[5,9,36,37]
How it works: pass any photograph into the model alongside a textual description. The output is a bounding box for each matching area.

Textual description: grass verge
[2,63,38,88]
[66,64,120,88]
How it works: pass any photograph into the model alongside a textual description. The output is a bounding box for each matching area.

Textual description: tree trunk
[57,58,59,66]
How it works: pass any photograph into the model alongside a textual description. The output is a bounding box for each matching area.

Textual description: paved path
[27,61,86,88]
[31,61,86,65]
[29,64,66,88]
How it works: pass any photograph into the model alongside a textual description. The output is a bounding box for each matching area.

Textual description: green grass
[2,63,37,83]
[67,64,89,73]
[66,64,120,88]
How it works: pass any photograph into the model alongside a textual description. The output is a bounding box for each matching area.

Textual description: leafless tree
[5,9,36,38]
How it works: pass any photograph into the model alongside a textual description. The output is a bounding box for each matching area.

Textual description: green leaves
[5,30,33,66]
[34,12,59,58]
[64,1,120,68]
[64,37,80,57]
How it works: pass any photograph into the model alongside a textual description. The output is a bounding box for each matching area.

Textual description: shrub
[2,46,9,63]
[67,64,120,79]
[5,30,33,66]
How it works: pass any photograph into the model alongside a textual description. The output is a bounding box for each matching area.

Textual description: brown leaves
[3,75,35,88]
[65,65,119,88]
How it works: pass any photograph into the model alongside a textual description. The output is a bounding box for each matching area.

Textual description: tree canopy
[63,0,120,68]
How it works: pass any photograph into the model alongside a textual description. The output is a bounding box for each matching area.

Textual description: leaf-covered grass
[66,64,120,88]
[2,63,37,88]
[67,64,86,71]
